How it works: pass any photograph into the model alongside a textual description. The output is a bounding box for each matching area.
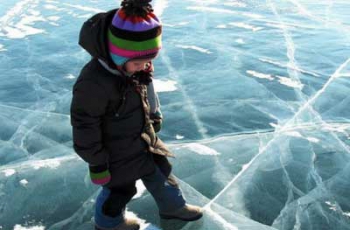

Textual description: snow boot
[95,218,140,230]
[159,204,203,221]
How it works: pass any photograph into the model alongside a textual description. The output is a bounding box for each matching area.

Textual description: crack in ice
[160,50,209,139]
[0,104,70,118]
[202,57,350,212]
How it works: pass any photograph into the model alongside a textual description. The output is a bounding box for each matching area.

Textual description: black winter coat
[70,9,172,188]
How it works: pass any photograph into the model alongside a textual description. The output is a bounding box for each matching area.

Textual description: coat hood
[78,9,118,69]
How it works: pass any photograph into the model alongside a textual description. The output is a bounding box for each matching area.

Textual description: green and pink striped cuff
[89,164,111,185]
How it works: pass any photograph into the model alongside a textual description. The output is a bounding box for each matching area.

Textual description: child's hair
[121,0,154,18]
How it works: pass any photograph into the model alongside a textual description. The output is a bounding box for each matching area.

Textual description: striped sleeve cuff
[89,164,111,185]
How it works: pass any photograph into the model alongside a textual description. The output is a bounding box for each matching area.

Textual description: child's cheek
[125,64,135,74]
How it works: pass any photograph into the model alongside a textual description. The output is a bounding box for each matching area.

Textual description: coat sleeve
[70,79,110,166]
[145,62,161,115]
[147,81,161,114]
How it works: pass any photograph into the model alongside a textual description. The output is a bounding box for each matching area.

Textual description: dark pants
[94,166,186,229]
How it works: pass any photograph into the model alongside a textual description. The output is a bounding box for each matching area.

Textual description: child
[70,0,203,229]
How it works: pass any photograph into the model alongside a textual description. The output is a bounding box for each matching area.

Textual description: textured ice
[1,0,350,229]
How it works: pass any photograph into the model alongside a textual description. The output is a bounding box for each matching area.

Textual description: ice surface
[1,0,350,229]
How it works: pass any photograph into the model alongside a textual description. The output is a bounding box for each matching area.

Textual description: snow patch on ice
[64,74,76,79]
[223,2,247,8]
[0,0,33,27]
[276,76,304,89]
[0,44,6,51]
[242,12,264,19]
[216,24,227,29]
[228,22,263,32]
[259,58,320,77]
[247,71,304,89]
[133,180,146,199]
[178,21,190,26]
[235,38,245,44]
[285,131,303,137]
[270,123,280,128]
[28,10,40,16]
[187,6,238,15]
[153,0,168,17]
[322,124,349,135]
[165,21,190,28]
[216,22,263,31]
[2,169,16,177]
[285,132,319,143]
[76,14,92,19]
[62,3,103,13]
[0,0,46,39]
[43,5,63,11]
[14,225,45,230]
[124,209,161,230]
[47,16,60,21]
[153,79,177,92]
[186,143,220,155]
[306,137,319,143]
[20,179,29,186]
[247,70,274,80]
[176,134,185,140]
[48,22,59,26]
[46,0,59,4]
[325,201,338,212]
[176,45,212,54]
[31,158,61,170]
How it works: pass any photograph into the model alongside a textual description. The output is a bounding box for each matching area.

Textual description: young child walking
[70,0,203,229]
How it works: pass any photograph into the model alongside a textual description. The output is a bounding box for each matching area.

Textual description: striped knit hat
[108,0,162,66]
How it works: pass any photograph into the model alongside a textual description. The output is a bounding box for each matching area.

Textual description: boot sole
[159,213,203,221]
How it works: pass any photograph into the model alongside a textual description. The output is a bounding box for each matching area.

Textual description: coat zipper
[114,88,129,118]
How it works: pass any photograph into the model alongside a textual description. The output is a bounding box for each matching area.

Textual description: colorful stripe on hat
[117,9,160,23]
[110,54,129,66]
[108,30,161,51]
[112,10,160,31]
[109,25,162,42]
[109,42,161,58]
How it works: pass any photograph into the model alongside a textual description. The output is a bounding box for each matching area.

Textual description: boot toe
[160,204,203,221]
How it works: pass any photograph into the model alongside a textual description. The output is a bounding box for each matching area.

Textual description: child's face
[124,58,153,74]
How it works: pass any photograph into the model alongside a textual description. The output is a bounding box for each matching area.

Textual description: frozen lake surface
[0,0,350,229]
